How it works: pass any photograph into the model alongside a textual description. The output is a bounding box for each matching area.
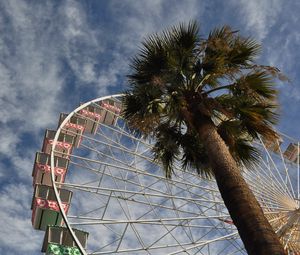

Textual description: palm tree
[122,22,286,255]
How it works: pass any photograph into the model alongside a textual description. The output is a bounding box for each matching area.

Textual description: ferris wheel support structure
[26,94,300,255]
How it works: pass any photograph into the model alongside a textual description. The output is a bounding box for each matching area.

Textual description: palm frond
[233,139,261,168]
[238,102,279,124]
[217,120,260,168]
[128,35,169,85]
[123,21,283,180]
[227,37,261,66]
[163,21,200,85]
[122,89,162,135]
[232,71,277,100]
[236,101,279,141]
[179,132,213,178]
[152,124,181,178]
[165,21,199,52]
[201,26,261,84]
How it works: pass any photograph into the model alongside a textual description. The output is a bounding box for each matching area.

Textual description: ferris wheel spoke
[157,183,199,253]
[59,182,225,208]
[245,176,289,206]
[83,122,220,192]
[64,182,215,218]
[68,214,232,226]
[248,158,287,199]
[123,169,190,247]
[68,216,233,230]
[89,237,235,255]
[36,95,300,254]
[260,205,293,212]
[146,219,195,255]
[82,135,154,165]
[83,126,151,164]
[245,182,292,209]
[66,161,221,209]
[277,145,296,200]
[84,218,234,254]
[103,178,150,255]
[283,225,297,251]
[259,138,295,200]
[84,107,155,253]
[77,131,218,193]
[166,232,239,255]
[179,180,239,246]
[245,161,292,200]
[67,153,220,199]
[101,121,153,151]
[244,163,290,198]
[187,218,241,253]
[221,239,247,255]
[244,171,295,213]
[214,241,245,255]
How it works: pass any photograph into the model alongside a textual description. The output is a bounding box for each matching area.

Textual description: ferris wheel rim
[49,93,243,254]
[47,93,300,254]
[50,94,124,255]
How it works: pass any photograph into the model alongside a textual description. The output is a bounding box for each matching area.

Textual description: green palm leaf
[123,21,287,254]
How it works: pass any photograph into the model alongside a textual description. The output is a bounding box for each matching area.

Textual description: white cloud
[98,0,204,94]
[0,1,112,252]
[0,1,64,131]
[2,0,300,254]
[109,0,202,50]
[0,127,19,156]
[0,0,111,154]
[0,183,43,253]
[61,0,105,86]
[229,0,284,40]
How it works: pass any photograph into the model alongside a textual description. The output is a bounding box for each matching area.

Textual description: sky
[1,0,300,254]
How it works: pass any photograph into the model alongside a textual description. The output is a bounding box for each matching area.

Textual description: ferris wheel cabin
[32,152,69,187]
[31,184,72,231]
[28,97,134,254]
[42,226,88,255]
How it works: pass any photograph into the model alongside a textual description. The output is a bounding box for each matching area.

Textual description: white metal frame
[50,94,300,255]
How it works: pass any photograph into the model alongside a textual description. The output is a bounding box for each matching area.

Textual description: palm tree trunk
[196,119,286,255]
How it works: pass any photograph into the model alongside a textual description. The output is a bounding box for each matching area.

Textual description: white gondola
[77,99,121,134]
[77,104,102,134]
[42,226,88,255]
[283,143,299,163]
[98,98,122,125]
[32,152,69,186]
[42,130,75,159]
[262,136,283,154]
[58,113,86,147]
[31,184,72,231]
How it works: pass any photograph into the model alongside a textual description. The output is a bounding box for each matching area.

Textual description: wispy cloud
[0,183,43,254]
[229,0,284,40]
[0,0,112,253]
[2,0,300,254]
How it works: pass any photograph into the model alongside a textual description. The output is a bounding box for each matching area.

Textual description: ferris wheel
[30,95,300,255]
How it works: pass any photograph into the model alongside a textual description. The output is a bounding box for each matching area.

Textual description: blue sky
[1,0,300,254]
